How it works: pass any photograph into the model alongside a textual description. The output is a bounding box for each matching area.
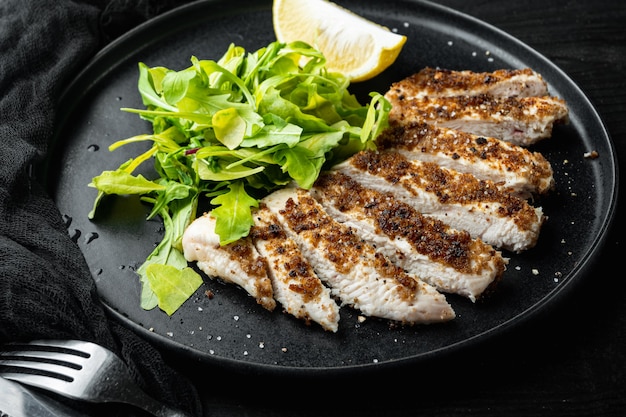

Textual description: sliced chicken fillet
[251,206,340,332]
[376,120,554,197]
[332,150,545,253]
[385,67,549,100]
[262,187,456,324]
[312,172,508,301]
[387,94,569,146]
[182,213,276,311]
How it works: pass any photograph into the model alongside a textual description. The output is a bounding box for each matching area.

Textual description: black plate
[47,0,618,375]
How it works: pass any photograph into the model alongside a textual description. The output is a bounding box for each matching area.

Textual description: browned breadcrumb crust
[387,67,545,98]
[376,120,554,194]
[388,94,567,125]
[221,238,267,278]
[349,150,540,231]
[278,190,424,302]
[251,208,326,304]
[221,237,274,307]
[314,171,506,277]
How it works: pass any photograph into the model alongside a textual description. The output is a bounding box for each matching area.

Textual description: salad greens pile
[88,41,391,315]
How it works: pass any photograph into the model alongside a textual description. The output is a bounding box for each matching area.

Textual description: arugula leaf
[137,63,177,112]
[162,67,197,106]
[146,181,191,221]
[274,146,320,189]
[89,170,166,195]
[210,182,259,244]
[239,122,302,148]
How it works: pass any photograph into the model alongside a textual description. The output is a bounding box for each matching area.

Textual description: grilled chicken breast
[332,150,545,253]
[262,187,456,324]
[251,206,340,332]
[385,67,549,100]
[182,213,276,311]
[376,120,555,197]
[312,172,508,302]
[386,94,569,146]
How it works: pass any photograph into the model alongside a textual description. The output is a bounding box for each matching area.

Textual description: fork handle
[120,384,193,417]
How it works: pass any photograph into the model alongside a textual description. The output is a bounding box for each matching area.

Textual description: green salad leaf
[145,264,204,316]
[89,41,391,315]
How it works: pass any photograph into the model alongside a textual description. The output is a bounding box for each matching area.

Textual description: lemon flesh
[272,0,407,82]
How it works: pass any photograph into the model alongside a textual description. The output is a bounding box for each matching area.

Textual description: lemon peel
[272,0,407,82]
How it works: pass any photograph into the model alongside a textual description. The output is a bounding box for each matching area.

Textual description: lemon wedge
[272,0,407,82]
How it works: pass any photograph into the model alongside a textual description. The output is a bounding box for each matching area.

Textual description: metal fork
[0,339,193,417]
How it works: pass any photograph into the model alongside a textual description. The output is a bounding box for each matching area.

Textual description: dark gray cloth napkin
[0,0,201,415]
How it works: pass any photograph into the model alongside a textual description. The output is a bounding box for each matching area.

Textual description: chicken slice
[375,120,554,197]
[250,206,340,332]
[386,94,569,146]
[182,213,276,311]
[311,172,508,302]
[262,187,455,324]
[385,67,549,100]
[332,150,545,253]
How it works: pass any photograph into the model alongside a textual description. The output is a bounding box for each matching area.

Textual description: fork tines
[0,340,92,386]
